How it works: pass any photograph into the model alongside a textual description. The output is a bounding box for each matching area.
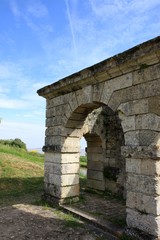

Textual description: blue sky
[0,0,160,149]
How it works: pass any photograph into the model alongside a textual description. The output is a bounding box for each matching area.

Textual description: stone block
[87,170,104,181]
[105,179,117,193]
[124,131,139,146]
[65,128,82,138]
[87,152,103,161]
[46,96,63,108]
[109,78,160,111]
[126,191,160,215]
[126,158,141,174]
[44,182,79,199]
[76,85,92,106]
[135,113,160,131]
[63,137,80,148]
[87,179,105,191]
[126,208,160,238]
[45,153,80,163]
[45,162,79,175]
[118,99,148,116]
[87,147,103,153]
[126,158,160,176]
[87,160,103,171]
[124,130,159,146]
[126,173,160,195]
[68,92,79,112]
[60,184,79,198]
[121,146,160,159]
[45,136,65,146]
[141,159,160,176]
[148,96,160,116]
[101,72,133,105]
[49,173,79,186]
[139,130,159,146]
[121,116,135,132]
[93,82,104,102]
[133,63,160,85]
[65,119,84,129]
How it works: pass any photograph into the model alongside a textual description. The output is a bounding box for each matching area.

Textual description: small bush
[0,138,27,150]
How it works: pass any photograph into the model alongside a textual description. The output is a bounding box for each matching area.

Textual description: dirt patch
[0,204,110,240]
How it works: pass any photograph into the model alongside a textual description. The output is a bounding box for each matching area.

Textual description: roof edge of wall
[37,36,160,99]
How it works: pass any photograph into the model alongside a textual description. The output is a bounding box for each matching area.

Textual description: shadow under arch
[64,103,125,199]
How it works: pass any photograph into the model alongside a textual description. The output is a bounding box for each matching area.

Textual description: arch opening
[65,104,125,199]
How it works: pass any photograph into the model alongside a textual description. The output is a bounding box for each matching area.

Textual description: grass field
[0,144,87,206]
[0,144,44,206]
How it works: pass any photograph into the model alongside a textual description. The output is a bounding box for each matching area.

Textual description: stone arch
[38,36,160,238]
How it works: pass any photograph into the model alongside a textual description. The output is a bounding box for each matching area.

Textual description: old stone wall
[38,36,160,238]
[83,107,125,197]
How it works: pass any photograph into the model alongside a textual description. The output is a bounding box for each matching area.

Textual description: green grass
[80,156,87,167]
[0,144,44,206]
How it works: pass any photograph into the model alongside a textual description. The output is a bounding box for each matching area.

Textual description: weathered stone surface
[126,173,160,195]
[38,36,160,238]
[105,179,117,193]
[87,170,104,181]
[87,161,103,171]
[108,78,160,111]
[76,85,92,106]
[126,191,160,215]
[45,163,79,175]
[124,130,159,146]
[133,63,160,85]
[93,82,104,102]
[126,158,160,176]
[148,96,160,116]
[121,146,160,159]
[87,179,105,191]
[135,113,160,131]
[49,173,79,186]
[126,208,160,238]
[121,116,135,132]
[118,99,149,116]
[44,182,79,198]
[45,153,80,163]
[68,92,79,112]
[101,72,132,105]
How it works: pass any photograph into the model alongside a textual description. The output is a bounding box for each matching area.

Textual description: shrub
[0,138,27,150]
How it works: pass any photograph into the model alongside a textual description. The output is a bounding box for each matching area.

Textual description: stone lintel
[121,146,160,159]
[37,36,160,99]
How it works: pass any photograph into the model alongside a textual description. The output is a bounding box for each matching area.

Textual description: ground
[0,202,115,240]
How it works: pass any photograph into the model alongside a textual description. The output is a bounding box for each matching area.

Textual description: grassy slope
[0,144,87,206]
[0,144,44,206]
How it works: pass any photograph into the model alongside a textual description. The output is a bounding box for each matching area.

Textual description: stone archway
[38,36,160,238]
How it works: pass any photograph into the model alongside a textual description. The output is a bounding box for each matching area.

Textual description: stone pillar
[43,134,81,204]
[122,134,160,237]
[85,134,105,191]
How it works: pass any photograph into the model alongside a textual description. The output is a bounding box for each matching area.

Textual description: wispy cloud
[64,0,77,59]
[0,98,29,109]
[27,2,48,18]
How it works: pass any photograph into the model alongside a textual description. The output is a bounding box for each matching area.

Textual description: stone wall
[83,107,125,197]
[38,36,160,238]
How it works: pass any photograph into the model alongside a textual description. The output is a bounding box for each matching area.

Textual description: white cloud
[0,98,29,109]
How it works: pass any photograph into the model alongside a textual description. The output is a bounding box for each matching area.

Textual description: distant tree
[0,138,27,150]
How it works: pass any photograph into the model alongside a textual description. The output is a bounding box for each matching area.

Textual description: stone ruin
[37,36,160,238]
